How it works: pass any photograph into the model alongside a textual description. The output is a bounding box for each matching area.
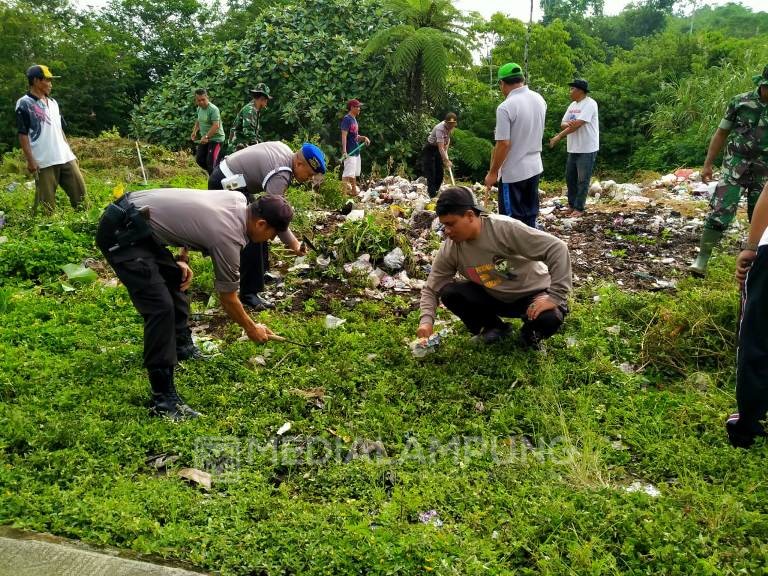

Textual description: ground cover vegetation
[1,132,768,573]
[2,0,768,572]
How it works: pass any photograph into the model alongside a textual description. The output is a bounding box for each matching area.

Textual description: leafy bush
[132,0,416,173]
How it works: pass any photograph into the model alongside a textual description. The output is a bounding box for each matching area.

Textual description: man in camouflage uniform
[690,65,768,276]
[228,83,272,151]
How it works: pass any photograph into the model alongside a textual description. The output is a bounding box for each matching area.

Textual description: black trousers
[206,171,269,297]
[735,246,768,438]
[422,144,444,198]
[498,174,541,228]
[96,208,190,370]
[196,141,224,175]
[439,281,566,341]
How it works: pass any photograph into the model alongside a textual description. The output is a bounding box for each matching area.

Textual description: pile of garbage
[275,170,735,297]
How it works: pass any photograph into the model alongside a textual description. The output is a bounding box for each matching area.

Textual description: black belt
[104,194,154,252]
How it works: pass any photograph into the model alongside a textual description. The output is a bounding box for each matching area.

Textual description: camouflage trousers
[705,158,768,232]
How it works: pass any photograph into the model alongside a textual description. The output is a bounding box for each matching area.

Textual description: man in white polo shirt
[484,62,546,228]
[549,78,599,217]
[16,64,86,215]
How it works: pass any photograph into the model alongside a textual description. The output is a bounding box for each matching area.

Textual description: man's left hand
[736,249,757,286]
[177,261,194,291]
[527,294,557,320]
[484,172,497,189]
[548,135,560,148]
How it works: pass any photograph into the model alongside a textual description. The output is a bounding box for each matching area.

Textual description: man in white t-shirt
[15,64,86,215]
[484,62,546,228]
[549,78,599,217]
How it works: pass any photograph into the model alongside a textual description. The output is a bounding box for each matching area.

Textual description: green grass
[1,154,767,575]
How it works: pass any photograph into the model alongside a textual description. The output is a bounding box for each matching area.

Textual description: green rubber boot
[689,227,723,277]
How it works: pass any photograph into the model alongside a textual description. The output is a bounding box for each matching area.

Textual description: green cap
[498,62,523,81]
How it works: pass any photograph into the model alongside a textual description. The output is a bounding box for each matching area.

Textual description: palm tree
[364,0,471,113]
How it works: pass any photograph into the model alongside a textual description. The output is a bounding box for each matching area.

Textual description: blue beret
[301,143,326,174]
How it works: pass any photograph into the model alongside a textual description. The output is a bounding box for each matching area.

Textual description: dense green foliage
[1,0,767,176]
[2,150,767,574]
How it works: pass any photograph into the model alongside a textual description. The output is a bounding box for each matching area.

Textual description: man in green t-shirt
[190,88,226,175]
[229,83,272,151]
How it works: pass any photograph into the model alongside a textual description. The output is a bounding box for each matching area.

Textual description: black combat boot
[148,367,201,420]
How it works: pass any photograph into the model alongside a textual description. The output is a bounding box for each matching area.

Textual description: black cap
[568,78,589,93]
[252,195,294,232]
[435,186,484,216]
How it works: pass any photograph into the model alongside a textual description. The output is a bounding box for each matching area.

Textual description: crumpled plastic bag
[325,314,346,329]
[383,247,405,270]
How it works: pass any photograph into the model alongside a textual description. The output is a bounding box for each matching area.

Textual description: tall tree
[363,0,471,113]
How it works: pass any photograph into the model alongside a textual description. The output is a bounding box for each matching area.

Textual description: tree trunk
[410,57,424,114]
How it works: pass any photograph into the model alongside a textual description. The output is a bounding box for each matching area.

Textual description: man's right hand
[701,164,714,183]
[416,323,433,339]
[27,159,38,173]
[248,323,274,343]
[190,133,197,142]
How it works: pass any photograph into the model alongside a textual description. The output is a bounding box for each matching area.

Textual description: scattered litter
[289,387,325,409]
[624,481,661,498]
[345,209,365,221]
[145,453,180,473]
[250,355,267,367]
[383,247,406,270]
[605,325,621,335]
[344,254,373,275]
[368,268,386,288]
[325,314,346,329]
[409,333,441,358]
[0,211,5,229]
[316,255,331,267]
[618,362,636,374]
[177,467,212,490]
[194,336,221,355]
[288,256,311,273]
[418,510,444,528]
[0,236,7,244]
[276,421,292,436]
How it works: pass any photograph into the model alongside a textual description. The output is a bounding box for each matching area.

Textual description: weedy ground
[1,137,767,575]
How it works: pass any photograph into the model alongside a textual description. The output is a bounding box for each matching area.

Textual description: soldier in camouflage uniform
[690,65,768,276]
[228,83,272,151]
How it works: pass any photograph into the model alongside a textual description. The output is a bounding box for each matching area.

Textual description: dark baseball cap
[568,78,590,93]
[435,186,485,216]
[26,64,59,80]
[347,98,363,110]
[252,195,294,232]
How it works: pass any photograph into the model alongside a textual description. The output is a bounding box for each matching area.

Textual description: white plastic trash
[325,314,346,329]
